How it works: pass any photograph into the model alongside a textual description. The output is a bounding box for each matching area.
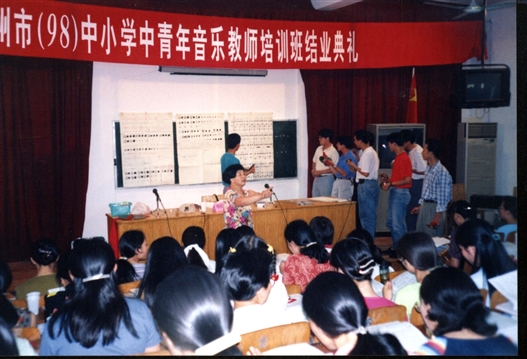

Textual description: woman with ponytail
[40,238,160,355]
[303,272,406,355]
[415,267,517,355]
[280,219,333,292]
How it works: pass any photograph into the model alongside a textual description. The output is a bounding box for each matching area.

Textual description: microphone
[264,183,272,192]
[153,188,160,201]
[319,156,326,164]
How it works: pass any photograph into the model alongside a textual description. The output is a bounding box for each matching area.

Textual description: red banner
[0,1,482,69]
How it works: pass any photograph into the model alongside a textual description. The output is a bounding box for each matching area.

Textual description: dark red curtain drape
[0,55,92,261]
[301,65,460,196]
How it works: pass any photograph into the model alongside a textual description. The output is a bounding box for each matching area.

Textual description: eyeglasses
[413,302,421,314]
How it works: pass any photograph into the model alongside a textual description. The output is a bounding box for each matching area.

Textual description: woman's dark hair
[455,219,516,294]
[220,248,273,301]
[284,220,329,264]
[500,195,517,219]
[214,228,241,275]
[330,238,376,282]
[235,225,255,238]
[0,260,13,294]
[55,251,72,285]
[309,216,334,246]
[347,228,384,265]
[396,232,437,270]
[448,200,477,222]
[335,135,353,149]
[182,226,206,249]
[0,260,18,328]
[31,238,60,266]
[420,267,497,337]
[234,235,277,276]
[115,259,139,285]
[0,317,18,355]
[118,230,145,259]
[222,164,244,185]
[152,267,241,355]
[137,237,188,307]
[48,238,138,348]
[303,272,406,355]
[187,249,208,270]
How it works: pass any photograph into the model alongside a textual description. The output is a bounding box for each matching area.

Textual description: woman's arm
[233,188,272,207]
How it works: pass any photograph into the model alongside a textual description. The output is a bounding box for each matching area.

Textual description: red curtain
[0,55,92,261]
[301,65,460,196]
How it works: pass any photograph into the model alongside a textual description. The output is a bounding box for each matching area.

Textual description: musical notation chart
[119,112,175,188]
[228,113,274,180]
[175,113,225,185]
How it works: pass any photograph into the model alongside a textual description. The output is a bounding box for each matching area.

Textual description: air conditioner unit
[310,0,363,11]
[159,66,267,77]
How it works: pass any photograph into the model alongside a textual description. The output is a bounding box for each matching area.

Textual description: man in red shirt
[380,132,412,258]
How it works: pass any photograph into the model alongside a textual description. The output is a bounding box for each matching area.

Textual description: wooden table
[107,199,356,259]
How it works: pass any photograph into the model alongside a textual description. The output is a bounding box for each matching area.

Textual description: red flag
[406,68,418,123]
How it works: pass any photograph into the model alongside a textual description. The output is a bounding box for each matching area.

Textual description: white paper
[310,196,349,203]
[389,271,417,299]
[488,270,517,310]
[432,236,450,247]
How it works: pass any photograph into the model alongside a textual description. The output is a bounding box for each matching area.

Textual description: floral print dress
[223,188,253,229]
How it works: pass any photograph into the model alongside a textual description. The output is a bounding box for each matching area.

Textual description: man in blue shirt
[220,133,255,193]
[325,135,358,201]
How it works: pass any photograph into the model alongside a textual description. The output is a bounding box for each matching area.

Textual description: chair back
[238,321,311,354]
[118,280,141,295]
[285,284,302,295]
[367,304,406,325]
[19,327,41,342]
[505,231,516,244]
[10,294,45,310]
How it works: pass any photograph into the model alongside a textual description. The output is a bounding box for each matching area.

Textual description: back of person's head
[425,138,443,158]
[347,228,384,264]
[222,164,244,185]
[152,267,240,355]
[220,248,273,302]
[318,128,334,141]
[309,216,334,246]
[400,129,416,144]
[226,133,241,150]
[118,230,145,259]
[55,251,72,286]
[420,267,497,337]
[115,258,139,285]
[215,228,241,275]
[303,272,406,356]
[138,236,188,307]
[330,238,376,282]
[455,219,516,280]
[386,131,404,146]
[31,238,60,266]
[396,232,437,270]
[0,261,18,329]
[500,195,517,220]
[448,200,477,222]
[354,129,374,146]
[335,135,353,149]
[0,260,13,294]
[182,226,206,249]
[284,220,329,264]
[235,225,255,238]
[0,317,18,356]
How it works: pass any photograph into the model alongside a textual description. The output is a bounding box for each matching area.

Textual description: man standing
[379,132,412,258]
[311,128,339,197]
[411,138,452,238]
[401,129,427,232]
[347,130,379,240]
[325,135,358,201]
[221,133,255,194]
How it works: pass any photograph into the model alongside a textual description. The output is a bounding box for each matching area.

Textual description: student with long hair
[214,228,241,275]
[137,236,188,308]
[309,216,335,251]
[347,228,391,280]
[182,226,213,272]
[303,272,406,355]
[415,267,517,355]
[15,238,60,299]
[39,238,160,355]
[455,219,516,302]
[118,230,149,278]
[445,200,476,268]
[152,267,241,355]
[280,220,333,292]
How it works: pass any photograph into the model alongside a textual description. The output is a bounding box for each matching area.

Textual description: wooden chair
[19,327,41,342]
[367,305,406,325]
[285,284,302,295]
[118,280,141,295]
[10,294,45,310]
[141,349,171,356]
[238,321,311,354]
[490,290,509,311]
[505,231,516,244]
[451,183,466,202]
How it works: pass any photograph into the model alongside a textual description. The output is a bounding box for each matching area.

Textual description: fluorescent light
[159,66,267,77]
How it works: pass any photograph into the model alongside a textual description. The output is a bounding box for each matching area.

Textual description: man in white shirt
[311,128,339,197]
[401,129,427,232]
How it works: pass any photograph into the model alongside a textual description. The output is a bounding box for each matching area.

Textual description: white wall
[83,64,308,237]
[462,6,517,196]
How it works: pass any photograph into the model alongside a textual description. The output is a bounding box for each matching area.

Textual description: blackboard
[114,120,297,187]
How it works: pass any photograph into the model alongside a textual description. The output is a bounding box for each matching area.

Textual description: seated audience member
[303,272,406,355]
[214,228,241,276]
[383,232,437,317]
[496,196,517,239]
[445,200,476,268]
[455,219,516,304]
[0,317,18,356]
[15,238,60,300]
[45,251,75,319]
[182,226,214,272]
[280,220,333,292]
[39,238,160,355]
[114,258,139,286]
[152,267,241,355]
[118,230,149,279]
[235,224,256,238]
[330,238,398,310]
[347,228,392,280]
[309,216,335,252]
[221,248,293,334]
[415,267,517,355]
[137,236,188,308]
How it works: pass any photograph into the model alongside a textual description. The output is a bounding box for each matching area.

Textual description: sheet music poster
[119,112,175,187]
[228,113,274,180]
